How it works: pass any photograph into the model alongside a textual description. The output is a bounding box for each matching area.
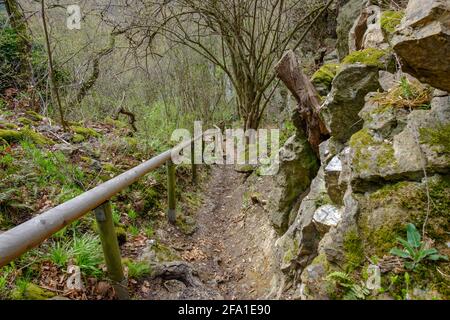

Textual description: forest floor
[142,165,276,300]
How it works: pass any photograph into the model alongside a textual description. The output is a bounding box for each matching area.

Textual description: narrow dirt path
[144,165,276,300]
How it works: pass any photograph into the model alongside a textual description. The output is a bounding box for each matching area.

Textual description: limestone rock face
[268,134,319,234]
[393,0,450,91]
[349,5,389,52]
[350,95,450,189]
[336,0,367,60]
[274,168,334,274]
[319,64,381,142]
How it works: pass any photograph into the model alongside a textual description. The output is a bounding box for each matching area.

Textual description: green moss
[376,143,396,168]
[283,238,299,264]
[18,117,36,126]
[11,283,56,300]
[420,124,450,154]
[154,242,180,262]
[72,133,86,143]
[342,48,390,68]
[175,215,197,235]
[0,128,52,145]
[25,111,44,122]
[311,63,341,89]
[381,11,404,34]
[349,128,397,172]
[22,128,53,145]
[0,121,17,129]
[70,126,100,138]
[105,117,128,129]
[343,230,365,272]
[0,129,22,143]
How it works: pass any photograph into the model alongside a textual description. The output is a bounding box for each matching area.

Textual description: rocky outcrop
[393,0,450,92]
[268,134,319,234]
[349,5,389,52]
[319,64,381,142]
[269,0,449,300]
[336,0,367,59]
[349,94,450,190]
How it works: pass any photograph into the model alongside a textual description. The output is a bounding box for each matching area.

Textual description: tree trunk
[5,0,32,87]
[275,50,329,155]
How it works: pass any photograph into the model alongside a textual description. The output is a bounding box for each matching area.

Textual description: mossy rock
[105,117,128,129]
[0,128,53,145]
[115,226,127,245]
[343,230,365,272]
[420,123,450,155]
[380,11,405,35]
[154,243,180,262]
[70,126,101,138]
[0,121,18,129]
[175,215,197,235]
[72,133,86,143]
[311,63,342,95]
[25,110,44,122]
[11,283,56,300]
[342,48,392,69]
[18,117,36,126]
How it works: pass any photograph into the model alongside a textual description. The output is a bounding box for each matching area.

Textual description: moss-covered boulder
[349,95,450,190]
[319,64,381,142]
[392,0,450,92]
[380,10,405,35]
[0,128,53,145]
[311,63,341,96]
[70,126,101,142]
[11,283,56,300]
[342,48,393,69]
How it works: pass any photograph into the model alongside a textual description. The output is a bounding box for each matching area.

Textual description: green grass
[125,260,151,279]
[71,234,104,277]
[46,242,71,268]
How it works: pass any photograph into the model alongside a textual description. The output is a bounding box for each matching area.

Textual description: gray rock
[336,0,367,60]
[320,64,381,142]
[299,263,329,300]
[324,155,347,205]
[319,138,344,166]
[268,134,319,234]
[350,95,450,189]
[359,94,409,138]
[393,0,450,92]
[274,167,328,273]
[313,204,342,235]
[324,49,339,64]
[349,5,388,52]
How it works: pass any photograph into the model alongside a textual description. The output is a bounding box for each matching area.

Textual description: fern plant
[390,223,448,271]
[326,271,369,300]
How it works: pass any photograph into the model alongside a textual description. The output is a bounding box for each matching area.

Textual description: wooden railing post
[191,140,197,185]
[94,201,129,300]
[167,159,176,224]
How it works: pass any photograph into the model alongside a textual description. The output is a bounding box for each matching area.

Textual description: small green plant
[125,260,151,279]
[71,234,104,276]
[390,223,448,271]
[46,241,71,268]
[127,208,138,220]
[326,271,369,300]
[145,225,154,238]
[128,225,140,236]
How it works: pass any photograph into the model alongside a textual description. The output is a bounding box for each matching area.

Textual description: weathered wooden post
[167,159,176,223]
[191,140,197,185]
[94,201,129,300]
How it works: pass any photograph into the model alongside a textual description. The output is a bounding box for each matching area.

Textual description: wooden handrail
[0,135,203,299]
